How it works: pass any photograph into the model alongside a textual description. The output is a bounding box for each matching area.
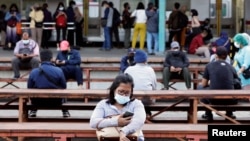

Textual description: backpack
[113,8,121,26]
[56,14,67,27]
[7,17,17,27]
[177,11,188,29]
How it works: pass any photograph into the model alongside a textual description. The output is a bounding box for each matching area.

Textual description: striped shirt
[90,99,146,141]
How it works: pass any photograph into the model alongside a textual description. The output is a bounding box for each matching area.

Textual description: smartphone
[23,54,27,56]
[58,60,62,63]
[123,111,134,118]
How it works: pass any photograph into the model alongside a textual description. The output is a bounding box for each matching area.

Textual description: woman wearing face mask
[4,3,21,49]
[90,73,146,141]
[233,33,250,88]
[53,2,67,50]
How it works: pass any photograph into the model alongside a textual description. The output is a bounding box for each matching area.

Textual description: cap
[127,48,135,54]
[134,49,147,63]
[171,41,180,49]
[60,40,69,51]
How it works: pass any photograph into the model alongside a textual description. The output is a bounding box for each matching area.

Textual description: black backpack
[177,11,188,29]
[113,8,121,26]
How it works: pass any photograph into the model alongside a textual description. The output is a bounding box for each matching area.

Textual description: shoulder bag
[101,18,107,27]
[95,115,139,141]
[237,61,250,79]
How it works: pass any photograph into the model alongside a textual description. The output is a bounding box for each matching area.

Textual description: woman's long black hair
[107,73,134,105]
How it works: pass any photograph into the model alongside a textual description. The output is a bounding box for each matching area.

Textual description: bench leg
[1,82,20,89]
[188,99,198,124]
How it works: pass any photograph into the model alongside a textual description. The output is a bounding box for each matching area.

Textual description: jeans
[6,26,18,46]
[146,32,158,54]
[102,27,111,50]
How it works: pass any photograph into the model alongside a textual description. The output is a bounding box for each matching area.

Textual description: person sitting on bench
[28,49,70,118]
[162,41,191,90]
[198,47,239,121]
[11,32,40,79]
[55,40,83,89]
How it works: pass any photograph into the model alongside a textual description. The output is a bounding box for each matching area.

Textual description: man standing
[146,2,158,55]
[109,2,121,48]
[100,1,113,51]
[41,3,53,49]
[122,2,132,49]
[162,41,191,90]
[0,4,6,48]
[168,2,182,48]
[55,40,83,89]
[66,0,76,46]
[28,49,70,118]
[11,32,40,79]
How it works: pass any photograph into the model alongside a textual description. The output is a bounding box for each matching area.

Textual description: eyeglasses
[117,89,131,96]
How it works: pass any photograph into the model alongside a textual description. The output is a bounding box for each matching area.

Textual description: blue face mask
[22,40,29,45]
[114,93,130,105]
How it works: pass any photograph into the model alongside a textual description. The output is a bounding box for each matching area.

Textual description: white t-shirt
[124,63,157,90]
[131,10,147,24]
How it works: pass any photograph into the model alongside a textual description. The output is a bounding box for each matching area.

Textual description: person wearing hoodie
[162,41,191,90]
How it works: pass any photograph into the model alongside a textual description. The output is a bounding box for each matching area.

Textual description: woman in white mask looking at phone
[233,33,250,89]
[90,73,146,141]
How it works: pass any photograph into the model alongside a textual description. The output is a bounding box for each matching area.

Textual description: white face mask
[22,39,30,45]
[59,7,64,11]
[234,42,240,48]
[114,93,130,105]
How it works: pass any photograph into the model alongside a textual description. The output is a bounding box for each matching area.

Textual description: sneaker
[12,76,20,80]
[161,87,168,90]
[201,113,213,121]
[62,110,70,117]
[29,110,37,117]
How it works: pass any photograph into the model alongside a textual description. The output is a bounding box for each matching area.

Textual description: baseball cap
[127,48,135,54]
[60,40,69,51]
[171,41,180,49]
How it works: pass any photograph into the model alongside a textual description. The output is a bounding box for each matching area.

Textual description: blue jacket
[120,55,135,73]
[28,62,66,89]
[56,49,81,66]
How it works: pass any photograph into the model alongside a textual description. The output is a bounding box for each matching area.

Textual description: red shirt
[189,34,204,54]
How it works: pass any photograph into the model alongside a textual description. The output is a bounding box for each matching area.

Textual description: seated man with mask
[55,40,83,89]
[12,32,40,79]
[162,41,191,90]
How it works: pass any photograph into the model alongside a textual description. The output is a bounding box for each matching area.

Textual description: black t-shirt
[203,60,237,89]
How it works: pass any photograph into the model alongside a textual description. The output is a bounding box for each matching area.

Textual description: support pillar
[158,0,166,53]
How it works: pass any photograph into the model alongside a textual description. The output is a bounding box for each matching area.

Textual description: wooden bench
[0,122,208,141]
[0,61,206,90]
[0,89,250,124]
